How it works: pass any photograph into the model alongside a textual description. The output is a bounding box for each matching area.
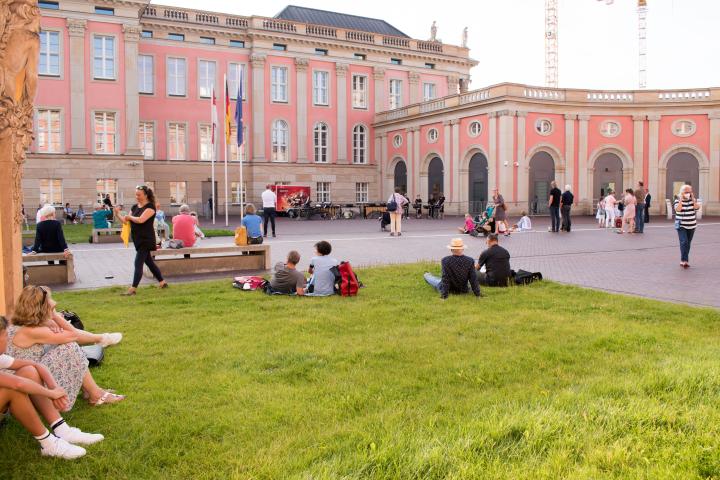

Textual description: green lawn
[23,223,233,245]
[2,263,720,479]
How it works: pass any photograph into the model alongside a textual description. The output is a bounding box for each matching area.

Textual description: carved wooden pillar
[0,1,40,315]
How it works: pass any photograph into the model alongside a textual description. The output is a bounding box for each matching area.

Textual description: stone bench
[92,228,123,244]
[22,253,76,285]
[149,244,271,278]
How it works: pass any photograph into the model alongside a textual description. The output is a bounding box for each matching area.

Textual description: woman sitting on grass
[6,286,125,408]
[0,316,103,459]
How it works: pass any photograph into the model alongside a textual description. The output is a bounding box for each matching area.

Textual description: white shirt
[36,210,43,223]
[261,189,277,209]
[517,216,532,231]
[0,354,14,369]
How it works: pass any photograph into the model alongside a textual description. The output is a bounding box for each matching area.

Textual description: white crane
[544,0,649,89]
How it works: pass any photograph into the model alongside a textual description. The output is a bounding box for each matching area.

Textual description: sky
[154,0,720,90]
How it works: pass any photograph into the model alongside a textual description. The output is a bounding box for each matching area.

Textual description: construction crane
[544,0,648,89]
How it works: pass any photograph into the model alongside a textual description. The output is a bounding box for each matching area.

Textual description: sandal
[158,282,169,289]
[89,391,126,407]
[121,290,136,296]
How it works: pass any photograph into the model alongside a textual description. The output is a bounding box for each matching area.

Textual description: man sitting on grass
[476,233,512,287]
[424,238,481,299]
[268,250,306,295]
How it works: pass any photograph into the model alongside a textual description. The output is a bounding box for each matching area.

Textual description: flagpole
[211,87,216,225]
[223,74,229,227]
[239,143,244,221]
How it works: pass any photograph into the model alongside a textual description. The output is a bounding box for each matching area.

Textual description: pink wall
[659,114,709,161]
[385,69,409,109]
[525,113,565,159]
[346,65,375,164]
[265,55,296,162]
[36,17,71,153]
[306,59,337,163]
[587,115,634,161]
[458,114,490,161]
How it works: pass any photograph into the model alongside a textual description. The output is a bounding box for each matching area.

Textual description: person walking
[619,189,636,234]
[560,184,574,232]
[492,188,508,234]
[603,190,617,228]
[261,184,277,238]
[387,187,408,237]
[674,184,700,268]
[548,181,562,233]
[634,181,646,233]
[120,185,167,296]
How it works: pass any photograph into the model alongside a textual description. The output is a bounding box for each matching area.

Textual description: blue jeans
[549,205,560,232]
[423,272,441,292]
[677,227,695,263]
[635,204,645,233]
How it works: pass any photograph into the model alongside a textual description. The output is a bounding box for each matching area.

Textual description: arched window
[352,124,367,164]
[271,120,289,162]
[313,122,329,163]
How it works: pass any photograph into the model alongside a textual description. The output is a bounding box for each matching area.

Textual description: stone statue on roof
[430,21,437,42]
[462,27,468,48]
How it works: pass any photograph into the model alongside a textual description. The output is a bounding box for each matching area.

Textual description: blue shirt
[92,209,112,229]
[241,214,263,238]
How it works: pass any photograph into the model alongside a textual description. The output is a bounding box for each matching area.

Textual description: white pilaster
[409,72,421,105]
[373,67,385,113]
[647,114,661,213]
[578,114,590,206]
[497,110,515,204]
[709,112,720,214]
[123,24,142,155]
[251,54,266,162]
[564,114,576,195]
[336,64,348,163]
[67,18,87,154]
[295,58,308,163]
[517,112,528,207]
[488,112,498,190]
[451,119,461,213]
[633,114,646,186]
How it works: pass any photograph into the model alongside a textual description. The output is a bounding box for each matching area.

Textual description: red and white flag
[211,86,218,152]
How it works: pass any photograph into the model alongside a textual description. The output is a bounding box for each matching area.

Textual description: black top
[477,245,512,287]
[561,191,574,206]
[103,196,113,209]
[130,204,157,251]
[439,255,481,299]
[645,193,652,207]
[549,188,562,207]
[32,220,68,253]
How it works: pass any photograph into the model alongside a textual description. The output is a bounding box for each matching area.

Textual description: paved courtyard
[57,215,720,309]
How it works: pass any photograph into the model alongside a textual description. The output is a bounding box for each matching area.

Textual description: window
[389,79,402,109]
[231,182,246,204]
[229,126,248,161]
[198,60,216,98]
[672,119,697,137]
[228,63,247,100]
[427,128,439,143]
[390,58,402,65]
[356,182,369,203]
[39,1,59,9]
[352,74,368,109]
[167,123,186,160]
[94,112,116,154]
[169,182,187,205]
[352,125,367,164]
[313,71,329,106]
[36,109,61,153]
[144,181,156,192]
[39,179,62,205]
[316,182,330,203]
[229,40,245,48]
[39,31,60,76]
[600,121,621,138]
[354,53,366,61]
[424,63,436,69]
[313,123,329,163]
[96,179,118,205]
[271,120,289,162]
[93,35,115,80]
[141,30,153,38]
[199,124,213,161]
[138,55,154,94]
[535,119,553,135]
[393,134,403,148]
[95,7,114,15]
[468,120,482,137]
[168,33,185,41]
[166,57,186,96]
[138,122,154,159]
[423,83,437,102]
[315,48,328,56]
[272,43,287,51]
[271,66,288,102]
[200,37,215,45]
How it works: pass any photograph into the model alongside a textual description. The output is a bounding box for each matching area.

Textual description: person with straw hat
[423,238,482,299]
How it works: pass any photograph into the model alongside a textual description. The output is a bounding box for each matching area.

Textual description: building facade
[27,1,720,216]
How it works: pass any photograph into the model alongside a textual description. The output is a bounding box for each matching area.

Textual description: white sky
[154,0,720,90]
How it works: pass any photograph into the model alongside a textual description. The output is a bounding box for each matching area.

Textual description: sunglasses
[36,286,47,304]
[136,185,148,191]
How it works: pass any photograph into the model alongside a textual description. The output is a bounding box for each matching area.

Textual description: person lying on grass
[268,250,307,295]
[7,286,125,408]
[0,316,96,459]
[423,238,482,299]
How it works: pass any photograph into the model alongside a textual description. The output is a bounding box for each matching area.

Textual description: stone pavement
[56,216,720,309]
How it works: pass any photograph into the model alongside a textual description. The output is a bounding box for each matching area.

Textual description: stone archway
[393,160,407,194]
[468,152,488,214]
[659,145,709,211]
[665,152,699,200]
[428,157,444,202]
[593,153,624,201]
[528,151,555,214]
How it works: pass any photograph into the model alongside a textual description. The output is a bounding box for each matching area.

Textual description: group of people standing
[596,181,651,234]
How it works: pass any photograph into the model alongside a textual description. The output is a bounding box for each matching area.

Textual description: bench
[22,230,34,247]
[149,244,271,278]
[92,227,123,244]
[22,253,76,285]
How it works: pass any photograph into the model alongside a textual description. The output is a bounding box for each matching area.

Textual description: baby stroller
[472,204,496,237]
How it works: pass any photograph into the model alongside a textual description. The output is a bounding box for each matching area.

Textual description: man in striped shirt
[673,184,700,269]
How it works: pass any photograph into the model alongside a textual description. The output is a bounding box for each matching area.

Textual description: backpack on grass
[60,311,104,367]
[232,276,267,291]
[335,262,360,297]
[512,270,543,286]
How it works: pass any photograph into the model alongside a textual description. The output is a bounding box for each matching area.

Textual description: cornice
[335,63,349,77]
[67,18,87,37]
[122,24,142,43]
[250,53,266,67]
[632,114,647,121]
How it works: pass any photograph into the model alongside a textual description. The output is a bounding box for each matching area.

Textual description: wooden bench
[92,227,123,244]
[149,245,271,278]
[22,253,76,285]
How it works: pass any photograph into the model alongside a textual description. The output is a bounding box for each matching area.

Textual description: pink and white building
[26,0,720,216]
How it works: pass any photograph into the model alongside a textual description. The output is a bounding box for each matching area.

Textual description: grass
[1,263,720,479]
[23,224,234,245]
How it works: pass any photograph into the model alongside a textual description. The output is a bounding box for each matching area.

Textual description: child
[0,316,102,459]
[457,213,475,234]
[512,211,532,232]
[596,198,605,228]
[190,212,206,239]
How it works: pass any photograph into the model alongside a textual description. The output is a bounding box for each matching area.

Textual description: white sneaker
[40,436,86,459]
[99,333,122,347]
[56,426,104,445]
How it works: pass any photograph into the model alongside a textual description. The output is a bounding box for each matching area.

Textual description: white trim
[312,69,331,106]
[271,119,290,162]
[38,29,63,79]
[313,121,330,163]
[197,58,217,100]
[166,121,189,160]
[227,62,248,100]
[92,34,117,81]
[351,73,369,110]
[352,124,369,164]
[138,120,155,160]
[34,107,64,154]
[198,122,213,161]
[166,56,188,98]
[270,65,289,103]
[91,110,119,155]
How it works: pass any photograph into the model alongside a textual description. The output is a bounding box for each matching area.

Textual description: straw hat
[446,238,466,250]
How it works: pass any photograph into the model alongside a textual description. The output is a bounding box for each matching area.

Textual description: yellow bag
[234,226,247,246]
[121,222,131,247]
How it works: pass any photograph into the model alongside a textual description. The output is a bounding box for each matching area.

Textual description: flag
[224,78,232,145]
[211,86,218,151]
[235,71,243,146]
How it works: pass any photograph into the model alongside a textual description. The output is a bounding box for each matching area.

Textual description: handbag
[386,195,398,212]
[60,311,104,366]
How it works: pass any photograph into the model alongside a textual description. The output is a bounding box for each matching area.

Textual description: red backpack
[337,262,359,297]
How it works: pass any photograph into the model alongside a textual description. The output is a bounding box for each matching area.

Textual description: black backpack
[386,194,398,212]
[60,311,104,367]
[512,270,543,286]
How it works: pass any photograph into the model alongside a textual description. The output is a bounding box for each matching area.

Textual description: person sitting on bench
[413,195,423,219]
[29,205,70,264]
[171,204,197,248]
[241,204,264,244]
[268,250,306,295]
[476,234,512,287]
[63,203,77,224]
[424,238,481,299]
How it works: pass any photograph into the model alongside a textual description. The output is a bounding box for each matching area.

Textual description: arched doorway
[666,152,699,201]
[468,152,488,214]
[528,152,555,214]
[393,161,407,194]
[593,153,624,201]
[428,157,444,202]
